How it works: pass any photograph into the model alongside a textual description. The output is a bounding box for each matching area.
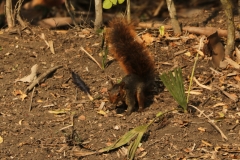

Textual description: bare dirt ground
[1,3,240,160]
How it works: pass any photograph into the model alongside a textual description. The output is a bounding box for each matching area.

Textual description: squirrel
[107,18,155,115]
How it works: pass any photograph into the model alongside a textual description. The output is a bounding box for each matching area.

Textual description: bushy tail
[107,18,155,79]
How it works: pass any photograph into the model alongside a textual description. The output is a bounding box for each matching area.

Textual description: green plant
[159,26,165,36]
[101,30,108,69]
[99,111,167,160]
[160,67,188,113]
[103,0,125,9]
[101,47,108,69]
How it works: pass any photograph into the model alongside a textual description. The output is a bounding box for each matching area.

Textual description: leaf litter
[1,9,240,160]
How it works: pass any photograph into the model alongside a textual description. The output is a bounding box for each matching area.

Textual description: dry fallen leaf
[48,40,55,54]
[198,127,206,132]
[54,75,63,79]
[100,87,108,93]
[141,33,154,45]
[16,64,38,83]
[225,57,240,69]
[20,93,27,101]
[201,140,213,147]
[235,47,240,63]
[184,51,192,57]
[78,115,86,121]
[81,28,91,35]
[0,136,3,144]
[12,89,27,100]
[13,89,23,96]
[97,110,107,116]
[234,75,240,81]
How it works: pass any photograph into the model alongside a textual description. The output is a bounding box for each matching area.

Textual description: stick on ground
[190,105,228,141]
[24,65,63,94]
[80,46,103,69]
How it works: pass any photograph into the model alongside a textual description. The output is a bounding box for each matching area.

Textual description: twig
[174,49,188,56]
[189,105,228,141]
[136,28,148,37]
[15,0,26,28]
[209,67,223,76]
[29,87,35,111]
[42,104,55,108]
[65,0,78,27]
[214,85,238,102]
[59,113,75,131]
[24,65,63,94]
[153,0,164,16]
[80,46,103,69]
[193,77,212,90]
[225,57,240,69]
[138,23,240,39]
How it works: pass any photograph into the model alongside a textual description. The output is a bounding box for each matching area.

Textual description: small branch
[138,23,240,39]
[80,46,103,69]
[59,113,75,131]
[190,105,228,141]
[214,85,238,102]
[65,0,78,27]
[15,0,26,28]
[153,0,164,17]
[193,77,212,91]
[24,65,63,94]
[174,49,188,56]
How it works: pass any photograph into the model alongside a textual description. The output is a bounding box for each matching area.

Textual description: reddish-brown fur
[107,18,155,114]
[107,18,155,80]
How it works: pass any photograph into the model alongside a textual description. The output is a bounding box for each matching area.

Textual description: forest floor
[0,4,240,160]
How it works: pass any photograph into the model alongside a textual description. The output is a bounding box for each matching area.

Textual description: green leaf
[160,67,188,112]
[48,109,68,115]
[118,0,125,4]
[98,124,148,153]
[128,132,144,160]
[103,0,112,9]
[159,26,165,36]
[110,0,117,5]
[156,111,163,118]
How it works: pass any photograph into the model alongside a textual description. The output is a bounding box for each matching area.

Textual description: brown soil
[1,5,240,160]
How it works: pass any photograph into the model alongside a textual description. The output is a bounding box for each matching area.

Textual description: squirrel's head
[108,81,126,105]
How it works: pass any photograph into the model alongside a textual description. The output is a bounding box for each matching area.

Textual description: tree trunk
[166,0,181,35]
[94,0,103,30]
[220,0,235,57]
[5,0,14,28]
